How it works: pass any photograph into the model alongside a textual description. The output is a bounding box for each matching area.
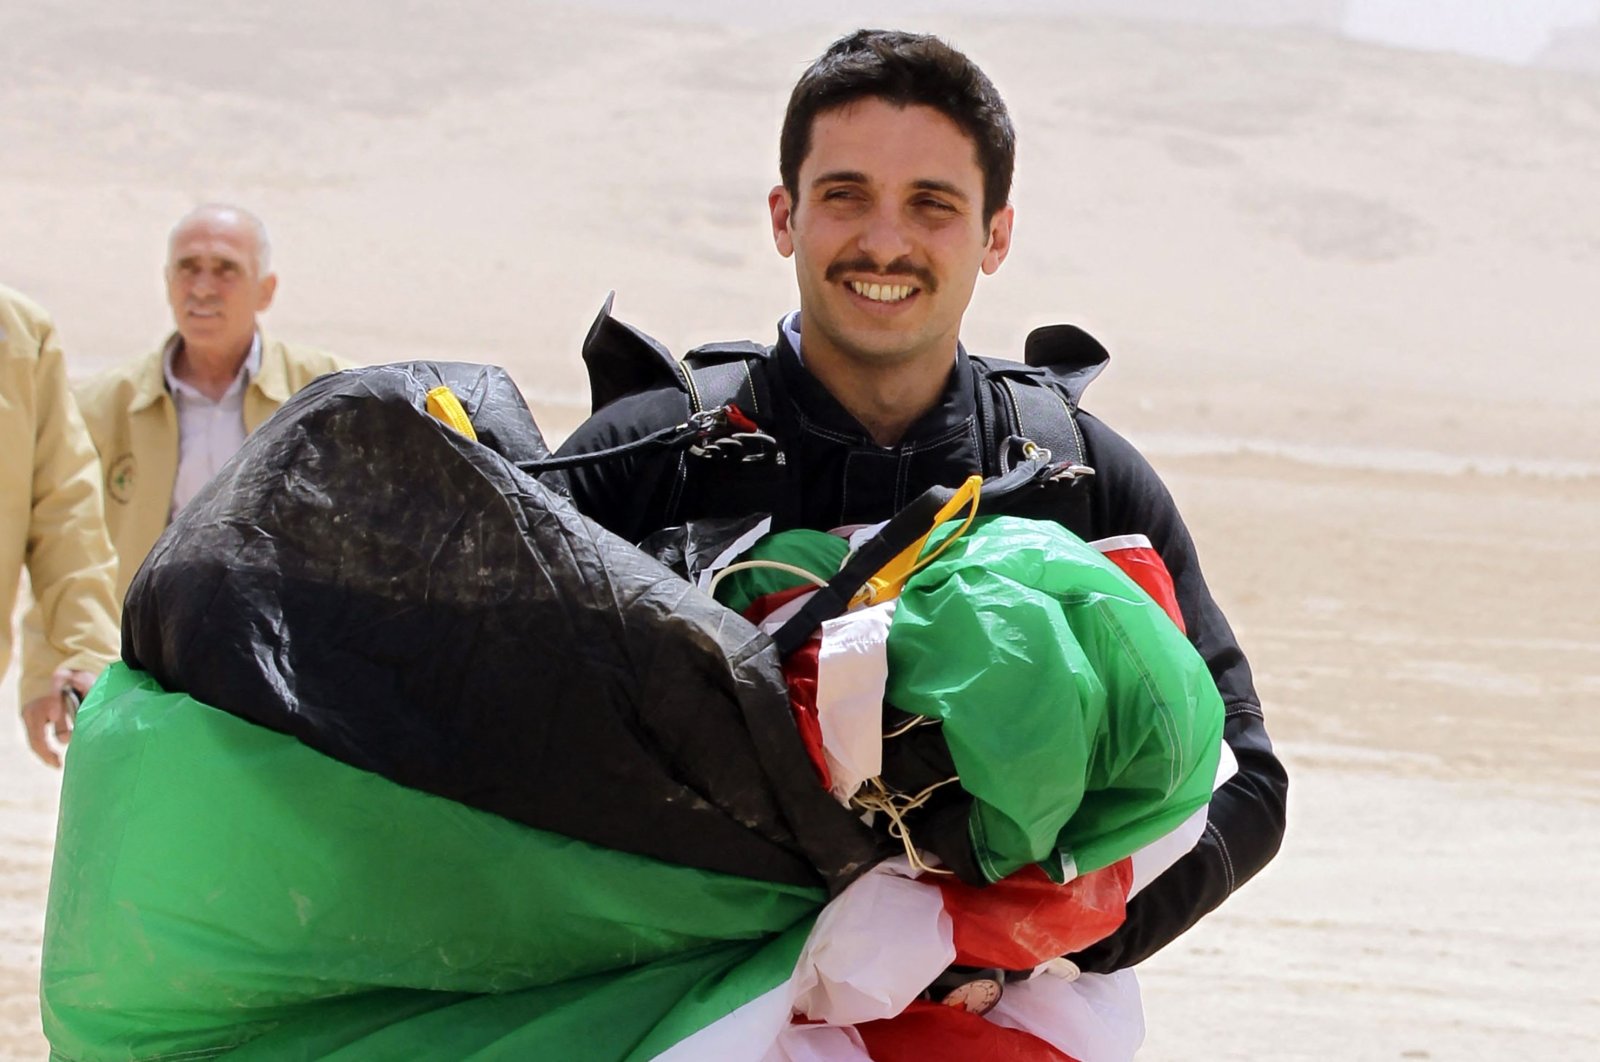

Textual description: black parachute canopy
[122,362,880,891]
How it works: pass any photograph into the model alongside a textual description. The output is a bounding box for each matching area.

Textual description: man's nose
[855,205,914,265]
[191,270,218,297]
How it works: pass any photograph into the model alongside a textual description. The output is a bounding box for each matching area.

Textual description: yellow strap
[849,474,982,607]
[425,386,478,442]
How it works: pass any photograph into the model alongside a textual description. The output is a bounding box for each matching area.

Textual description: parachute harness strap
[852,775,960,876]
[425,386,478,441]
[713,473,982,620]
[849,475,983,609]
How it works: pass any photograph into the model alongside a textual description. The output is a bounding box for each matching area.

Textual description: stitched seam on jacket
[738,358,760,416]
[795,410,863,445]
[1205,819,1237,892]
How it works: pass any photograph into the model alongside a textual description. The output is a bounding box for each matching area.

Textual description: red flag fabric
[939,861,1133,971]
[1091,534,1185,632]
[857,1000,1080,1062]
[744,584,831,788]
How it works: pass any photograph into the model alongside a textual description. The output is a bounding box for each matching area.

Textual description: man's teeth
[849,281,914,303]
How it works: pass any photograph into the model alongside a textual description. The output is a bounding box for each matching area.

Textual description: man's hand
[21,667,96,768]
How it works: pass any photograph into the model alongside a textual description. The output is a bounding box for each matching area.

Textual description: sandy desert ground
[2,2,1598,1059]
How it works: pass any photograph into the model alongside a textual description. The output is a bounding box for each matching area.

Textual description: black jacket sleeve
[1069,413,1288,972]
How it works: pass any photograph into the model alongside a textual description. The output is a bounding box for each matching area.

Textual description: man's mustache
[825,256,938,294]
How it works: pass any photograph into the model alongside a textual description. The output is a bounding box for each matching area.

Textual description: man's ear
[257,272,278,312]
[981,204,1015,275]
[769,185,795,258]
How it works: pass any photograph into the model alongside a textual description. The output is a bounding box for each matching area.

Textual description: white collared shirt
[781,310,803,363]
[164,334,261,518]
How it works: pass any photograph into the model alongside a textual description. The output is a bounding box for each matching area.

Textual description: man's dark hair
[779,29,1016,223]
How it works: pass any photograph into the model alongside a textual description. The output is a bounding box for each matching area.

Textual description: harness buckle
[687,405,781,463]
[1048,462,1096,482]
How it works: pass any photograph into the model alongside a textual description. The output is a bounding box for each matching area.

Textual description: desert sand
[2,2,1597,1059]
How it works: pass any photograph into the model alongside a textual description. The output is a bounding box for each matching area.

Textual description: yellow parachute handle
[425,386,478,442]
[849,474,982,608]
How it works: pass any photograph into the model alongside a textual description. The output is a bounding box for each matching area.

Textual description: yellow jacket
[20,334,348,699]
[0,285,120,704]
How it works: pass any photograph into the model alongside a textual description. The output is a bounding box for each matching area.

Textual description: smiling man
[20,205,348,716]
[772,94,1010,445]
[554,29,1286,982]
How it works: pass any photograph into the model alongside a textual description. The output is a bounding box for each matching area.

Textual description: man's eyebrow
[809,171,971,202]
[173,252,245,269]
[811,170,869,188]
[911,179,969,201]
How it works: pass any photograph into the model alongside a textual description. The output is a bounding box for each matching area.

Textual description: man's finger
[21,699,64,769]
[53,692,75,744]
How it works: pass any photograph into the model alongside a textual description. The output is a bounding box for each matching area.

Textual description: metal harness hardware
[1005,437,1096,483]
[687,406,781,463]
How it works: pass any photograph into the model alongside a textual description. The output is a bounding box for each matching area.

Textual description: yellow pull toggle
[850,474,983,607]
[425,386,478,442]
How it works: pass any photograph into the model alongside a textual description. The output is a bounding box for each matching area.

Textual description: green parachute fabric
[715,515,1225,884]
[42,666,820,1062]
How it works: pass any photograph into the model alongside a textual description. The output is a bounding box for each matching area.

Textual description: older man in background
[2,284,120,767]
[21,204,349,704]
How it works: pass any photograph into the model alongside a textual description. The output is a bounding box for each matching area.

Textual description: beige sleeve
[15,312,119,704]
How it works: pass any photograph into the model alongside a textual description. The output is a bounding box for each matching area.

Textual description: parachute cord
[850,775,961,877]
[882,713,938,740]
[706,560,829,601]
[515,409,726,475]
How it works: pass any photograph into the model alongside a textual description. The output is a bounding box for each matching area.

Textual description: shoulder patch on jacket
[106,454,136,505]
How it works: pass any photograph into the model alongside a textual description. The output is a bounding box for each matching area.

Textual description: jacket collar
[130,331,289,410]
[127,336,178,414]
[249,333,293,404]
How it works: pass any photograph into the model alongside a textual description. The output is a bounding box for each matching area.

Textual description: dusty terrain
[2,3,1597,1058]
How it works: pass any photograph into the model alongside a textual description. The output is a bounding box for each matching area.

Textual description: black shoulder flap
[1022,324,1110,406]
[581,292,687,413]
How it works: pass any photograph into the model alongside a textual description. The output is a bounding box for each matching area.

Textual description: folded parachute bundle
[706,504,1225,889]
[42,362,1225,1062]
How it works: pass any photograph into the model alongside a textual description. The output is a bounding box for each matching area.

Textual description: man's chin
[831,320,938,365]
[178,319,223,341]
[831,337,931,369]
